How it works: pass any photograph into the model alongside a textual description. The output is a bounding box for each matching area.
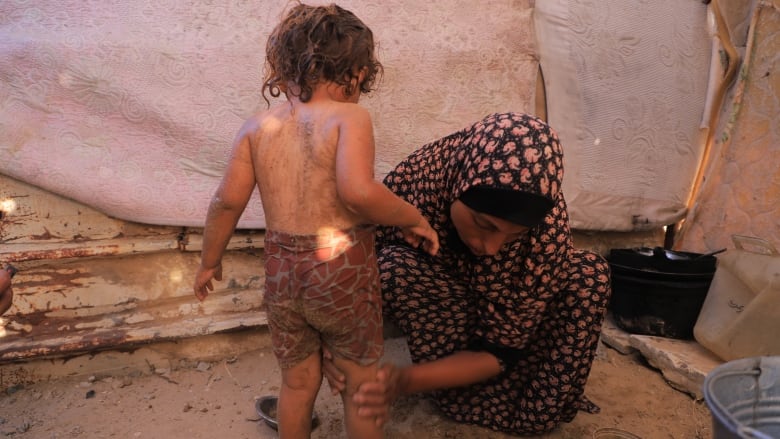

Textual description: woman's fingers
[354,396,390,424]
[321,348,346,395]
[353,380,388,406]
[353,363,400,423]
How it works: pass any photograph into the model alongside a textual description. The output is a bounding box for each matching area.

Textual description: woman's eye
[480,222,498,232]
[474,218,494,230]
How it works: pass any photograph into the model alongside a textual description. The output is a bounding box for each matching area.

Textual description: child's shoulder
[325,101,372,124]
[331,100,368,114]
[238,105,287,134]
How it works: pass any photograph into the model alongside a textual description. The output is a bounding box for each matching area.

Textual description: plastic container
[608,247,717,339]
[694,236,780,361]
[703,356,780,439]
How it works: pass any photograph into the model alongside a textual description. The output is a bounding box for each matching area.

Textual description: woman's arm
[358,351,500,423]
[323,348,501,424]
[395,350,501,395]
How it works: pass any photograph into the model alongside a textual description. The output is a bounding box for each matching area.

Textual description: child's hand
[401,218,439,256]
[193,263,223,302]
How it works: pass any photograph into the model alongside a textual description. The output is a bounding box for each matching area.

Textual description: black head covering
[459,186,554,227]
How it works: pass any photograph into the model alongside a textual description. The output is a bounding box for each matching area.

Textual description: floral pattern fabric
[376,112,612,434]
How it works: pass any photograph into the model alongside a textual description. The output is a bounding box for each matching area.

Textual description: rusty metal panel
[0,250,267,363]
[1,174,268,364]
[0,245,269,363]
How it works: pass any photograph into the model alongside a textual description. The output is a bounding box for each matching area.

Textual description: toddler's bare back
[247,102,365,236]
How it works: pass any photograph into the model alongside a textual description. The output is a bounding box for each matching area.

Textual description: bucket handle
[736,426,775,439]
[731,235,778,255]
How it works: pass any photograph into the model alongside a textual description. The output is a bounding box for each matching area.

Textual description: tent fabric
[677,0,780,253]
[0,1,537,229]
[1,0,721,232]
[534,0,714,231]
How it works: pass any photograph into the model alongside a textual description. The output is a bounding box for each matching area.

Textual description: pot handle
[731,235,778,255]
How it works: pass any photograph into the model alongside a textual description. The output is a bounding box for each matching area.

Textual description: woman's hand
[322,347,346,395]
[353,363,405,426]
[324,347,406,426]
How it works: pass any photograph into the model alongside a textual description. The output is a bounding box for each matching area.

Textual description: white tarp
[2,1,721,232]
[534,0,714,230]
[0,1,537,229]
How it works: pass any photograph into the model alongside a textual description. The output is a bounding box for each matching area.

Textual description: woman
[326,112,612,435]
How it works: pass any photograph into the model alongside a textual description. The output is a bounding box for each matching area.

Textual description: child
[193,3,439,438]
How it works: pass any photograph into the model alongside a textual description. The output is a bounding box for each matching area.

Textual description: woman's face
[450,200,530,256]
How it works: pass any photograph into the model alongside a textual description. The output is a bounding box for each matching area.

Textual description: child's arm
[335,106,439,255]
[194,124,258,301]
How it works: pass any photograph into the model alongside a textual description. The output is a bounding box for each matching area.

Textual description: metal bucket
[703,356,780,439]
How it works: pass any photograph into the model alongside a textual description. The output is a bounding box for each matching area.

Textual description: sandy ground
[0,331,712,439]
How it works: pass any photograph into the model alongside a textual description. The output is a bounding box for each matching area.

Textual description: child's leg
[278,351,322,439]
[332,355,384,439]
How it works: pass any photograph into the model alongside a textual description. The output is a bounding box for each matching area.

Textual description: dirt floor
[0,330,713,439]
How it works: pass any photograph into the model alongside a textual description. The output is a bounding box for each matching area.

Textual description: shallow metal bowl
[593,427,642,439]
[255,395,319,431]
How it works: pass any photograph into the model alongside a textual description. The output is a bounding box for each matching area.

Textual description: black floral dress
[376,112,612,435]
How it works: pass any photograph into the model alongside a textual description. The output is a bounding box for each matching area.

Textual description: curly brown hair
[262,2,383,105]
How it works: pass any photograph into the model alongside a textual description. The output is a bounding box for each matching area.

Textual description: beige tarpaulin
[0,0,537,229]
[534,0,714,231]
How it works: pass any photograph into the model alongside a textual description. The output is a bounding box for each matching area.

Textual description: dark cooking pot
[607,247,718,339]
[608,247,717,276]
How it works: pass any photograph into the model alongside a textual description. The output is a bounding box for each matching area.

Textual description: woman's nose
[481,234,506,256]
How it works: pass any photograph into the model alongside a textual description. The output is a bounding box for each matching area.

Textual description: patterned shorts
[263,225,383,369]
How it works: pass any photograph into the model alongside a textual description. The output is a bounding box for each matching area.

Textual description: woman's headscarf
[378,112,574,349]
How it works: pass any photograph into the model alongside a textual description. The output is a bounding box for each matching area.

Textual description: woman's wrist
[398,366,412,397]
